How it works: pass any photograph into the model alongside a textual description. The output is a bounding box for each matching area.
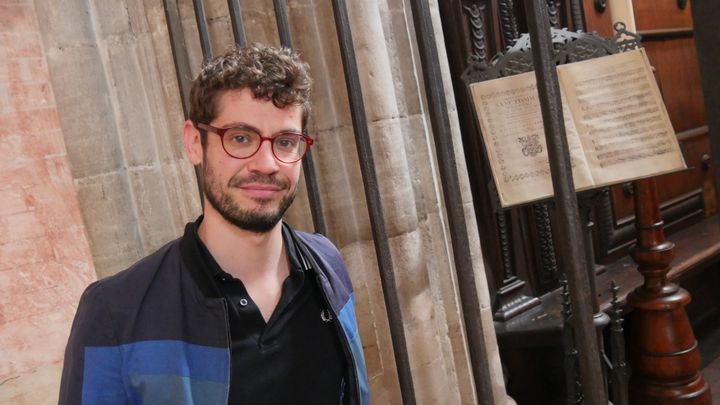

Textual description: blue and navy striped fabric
[83,340,229,405]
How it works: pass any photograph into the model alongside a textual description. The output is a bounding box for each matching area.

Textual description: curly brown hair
[188,43,312,143]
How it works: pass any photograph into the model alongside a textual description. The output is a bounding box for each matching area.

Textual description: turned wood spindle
[627,178,711,404]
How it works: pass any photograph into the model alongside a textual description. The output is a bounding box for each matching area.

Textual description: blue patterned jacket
[59,222,369,405]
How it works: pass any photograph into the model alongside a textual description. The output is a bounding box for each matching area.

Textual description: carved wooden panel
[634,0,694,32]
[645,38,706,131]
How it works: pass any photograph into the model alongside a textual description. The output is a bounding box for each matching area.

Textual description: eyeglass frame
[195,122,314,163]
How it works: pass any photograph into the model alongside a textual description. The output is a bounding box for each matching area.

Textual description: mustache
[228,173,289,189]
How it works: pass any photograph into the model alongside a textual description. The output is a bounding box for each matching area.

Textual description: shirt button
[239,298,248,307]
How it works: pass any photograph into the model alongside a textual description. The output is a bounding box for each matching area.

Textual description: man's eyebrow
[217,122,261,133]
[219,122,303,135]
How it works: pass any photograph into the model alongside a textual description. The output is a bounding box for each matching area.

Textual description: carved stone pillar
[627,178,711,404]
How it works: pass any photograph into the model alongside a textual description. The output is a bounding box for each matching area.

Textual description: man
[59,43,369,405]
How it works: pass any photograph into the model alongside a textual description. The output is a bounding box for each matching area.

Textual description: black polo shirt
[185,220,347,404]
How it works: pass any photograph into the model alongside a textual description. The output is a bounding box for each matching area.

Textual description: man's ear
[183,119,203,166]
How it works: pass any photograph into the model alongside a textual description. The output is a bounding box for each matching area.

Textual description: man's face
[189,88,303,233]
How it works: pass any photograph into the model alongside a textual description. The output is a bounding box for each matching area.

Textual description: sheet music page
[470,71,593,207]
[558,49,686,185]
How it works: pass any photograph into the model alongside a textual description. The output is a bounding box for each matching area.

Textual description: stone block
[0,32,43,59]
[0,240,51,272]
[91,0,132,40]
[7,81,51,112]
[127,166,178,253]
[368,119,419,237]
[0,158,48,193]
[0,108,61,138]
[284,170,315,233]
[21,129,66,159]
[291,1,354,133]
[0,3,38,34]
[381,6,424,117]
[0,362,62,405]
[0,60,8,84]
[0,285,55,324]
[106,42,158,168]
[5,211,44,241]
[0,187,27,217]
[142,2,186,163]
[0,134,27,162]
[0,83,10,114]
[0,307,76,376]
[346,0,400,122]
[44,45,124,178]
[398,114,436,221]
[0,262,52,300]
[313,125,368,247]
[235,0,280,46]
[33,0,95,48]
[159,160,202,231]
[75,172,143,278]
[51,225,95,265]
[133,36,186,163]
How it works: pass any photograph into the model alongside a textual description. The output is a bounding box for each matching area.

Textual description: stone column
[0,1,96,403]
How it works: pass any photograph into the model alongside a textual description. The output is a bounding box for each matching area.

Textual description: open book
[469,48,686,208]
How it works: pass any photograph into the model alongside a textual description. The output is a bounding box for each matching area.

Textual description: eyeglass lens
[223,128,307,162]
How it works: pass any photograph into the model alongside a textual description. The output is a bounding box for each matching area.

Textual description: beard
[202,163,296,234]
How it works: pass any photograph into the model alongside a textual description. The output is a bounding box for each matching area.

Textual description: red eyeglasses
[196,123,314,163]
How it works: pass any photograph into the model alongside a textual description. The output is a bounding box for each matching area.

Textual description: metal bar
[561,279,581,404]
[163,0,193,117]
[192,0,213,59]
[330,1,416,403]
[227,0,247,46]
[273,0,293,48]
[407,0,495,402]
[272,0,326,235]
[609,282,629,405]
[522,0,607,403]
[164,0,203,198]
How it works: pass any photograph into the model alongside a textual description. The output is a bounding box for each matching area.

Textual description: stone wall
[33,0,202,279]
[0,1,97,403]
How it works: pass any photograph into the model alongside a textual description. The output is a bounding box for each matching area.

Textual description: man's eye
[229,133,251,144]
[275,136,299,149]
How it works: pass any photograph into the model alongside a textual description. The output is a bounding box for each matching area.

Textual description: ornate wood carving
[498,0,520,47]
[533,203,559,284]
[492,210,541,320]
[463,3,488,64]
[547,0,562,28]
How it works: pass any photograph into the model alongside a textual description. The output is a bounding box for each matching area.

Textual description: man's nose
[247,139,280,173]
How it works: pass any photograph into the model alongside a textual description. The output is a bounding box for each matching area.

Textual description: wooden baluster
[627,178,711,403]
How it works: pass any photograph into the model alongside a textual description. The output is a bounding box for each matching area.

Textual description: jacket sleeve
[59,282,128,405]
